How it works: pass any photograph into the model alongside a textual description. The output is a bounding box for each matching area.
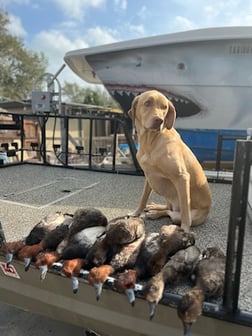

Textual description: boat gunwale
[64,26,252,59]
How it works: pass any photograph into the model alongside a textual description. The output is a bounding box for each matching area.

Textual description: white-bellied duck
[36,208,107,283]
[0,212,70,269]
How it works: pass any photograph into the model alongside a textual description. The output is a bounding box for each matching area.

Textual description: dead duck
[143,245,201,320]
[162,245,201,286]
[35,207,107,280]
[107,230,160,307]
[113,269,138,306]
[143,271,165,319]
[85,216,145,269]
[0,241,25,267]
[59,213,107,289]
[113,226,196,308]
[60,226,106,292]
[1,212,68,268]
[87,264,114,300]
[135,225,195,279]
[177,287,204,336]
[109,218,145,273]
[86,216,145,300]
[25,212,70,246]
[148,225,196,276]
[18,214,72,271]
[177,247,226,336]
[195,247,226,299]
[35,251,62,279]
[0,221,24,265]
[61,258,85,293]
[56,207,108,260]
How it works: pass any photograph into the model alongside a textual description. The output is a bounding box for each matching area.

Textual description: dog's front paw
[145,210,162,219]
[144,202,157,211]
[144,202,169,211]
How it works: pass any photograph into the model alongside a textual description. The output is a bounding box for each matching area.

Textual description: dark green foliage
[0,10,48,100]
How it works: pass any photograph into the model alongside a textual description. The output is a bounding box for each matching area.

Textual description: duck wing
[195,247,226,298]
[162,245,201,284]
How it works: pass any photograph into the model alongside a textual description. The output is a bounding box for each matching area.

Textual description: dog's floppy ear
[128,96,139,136]
[128,95,139,122]
[164,101,176,129]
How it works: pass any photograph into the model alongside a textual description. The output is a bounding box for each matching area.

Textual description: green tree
[0,10,48,100]
[61,81,86,103]
[62,81,119,108]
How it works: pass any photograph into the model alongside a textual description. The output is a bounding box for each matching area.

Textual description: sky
[2,0,252,87]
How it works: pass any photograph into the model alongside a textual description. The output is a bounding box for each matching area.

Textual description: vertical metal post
[20,115,24,163]
[65,116,69,166]
[112,119,117,171]
[78,118,83,147]
[223,140,252,312]
[215,134,222,171]
[39,116,47,164]
[60,105,68,166]
[89,119,93,168]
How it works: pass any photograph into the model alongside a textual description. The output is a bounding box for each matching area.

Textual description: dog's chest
[138,153,158,171]
[137,149,164,170]
[138,153,151,166]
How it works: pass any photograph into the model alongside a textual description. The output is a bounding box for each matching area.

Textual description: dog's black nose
[151,116,163,129]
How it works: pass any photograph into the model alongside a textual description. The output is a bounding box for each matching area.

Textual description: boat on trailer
[64,26,252,164]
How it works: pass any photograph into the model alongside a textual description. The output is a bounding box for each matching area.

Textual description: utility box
[32,91,52,113]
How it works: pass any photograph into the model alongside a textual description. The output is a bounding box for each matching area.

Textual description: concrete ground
[0,302,85,336]
[0,163,251,335]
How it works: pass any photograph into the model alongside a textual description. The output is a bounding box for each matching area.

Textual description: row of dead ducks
[0,207,225,336]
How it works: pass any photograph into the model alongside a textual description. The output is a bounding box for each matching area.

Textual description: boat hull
[0,257,252,336]
[64,27,252,163]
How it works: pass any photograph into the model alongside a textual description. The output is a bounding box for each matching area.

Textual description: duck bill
[24,257,31,271]
[71,276,79,294]
[183,322,192,336]
[39,265,48,281]
[125,288,135,306]
[5,253,13,267]
[94,282,103,301]
[148,301,157,320]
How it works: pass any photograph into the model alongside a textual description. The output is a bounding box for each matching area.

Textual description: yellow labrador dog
[128,90,212,232]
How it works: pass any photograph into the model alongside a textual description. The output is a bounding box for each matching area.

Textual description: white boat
[64,26,252,163]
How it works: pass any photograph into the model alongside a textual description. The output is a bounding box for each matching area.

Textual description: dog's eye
[163,105,168,110]
[144,100,153,107]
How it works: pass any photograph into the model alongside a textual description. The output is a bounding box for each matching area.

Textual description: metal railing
[0,112,246,179]
[223,140,252,314]
[0,112,142,175]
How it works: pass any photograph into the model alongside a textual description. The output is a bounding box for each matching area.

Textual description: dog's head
[128,90,176,131]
